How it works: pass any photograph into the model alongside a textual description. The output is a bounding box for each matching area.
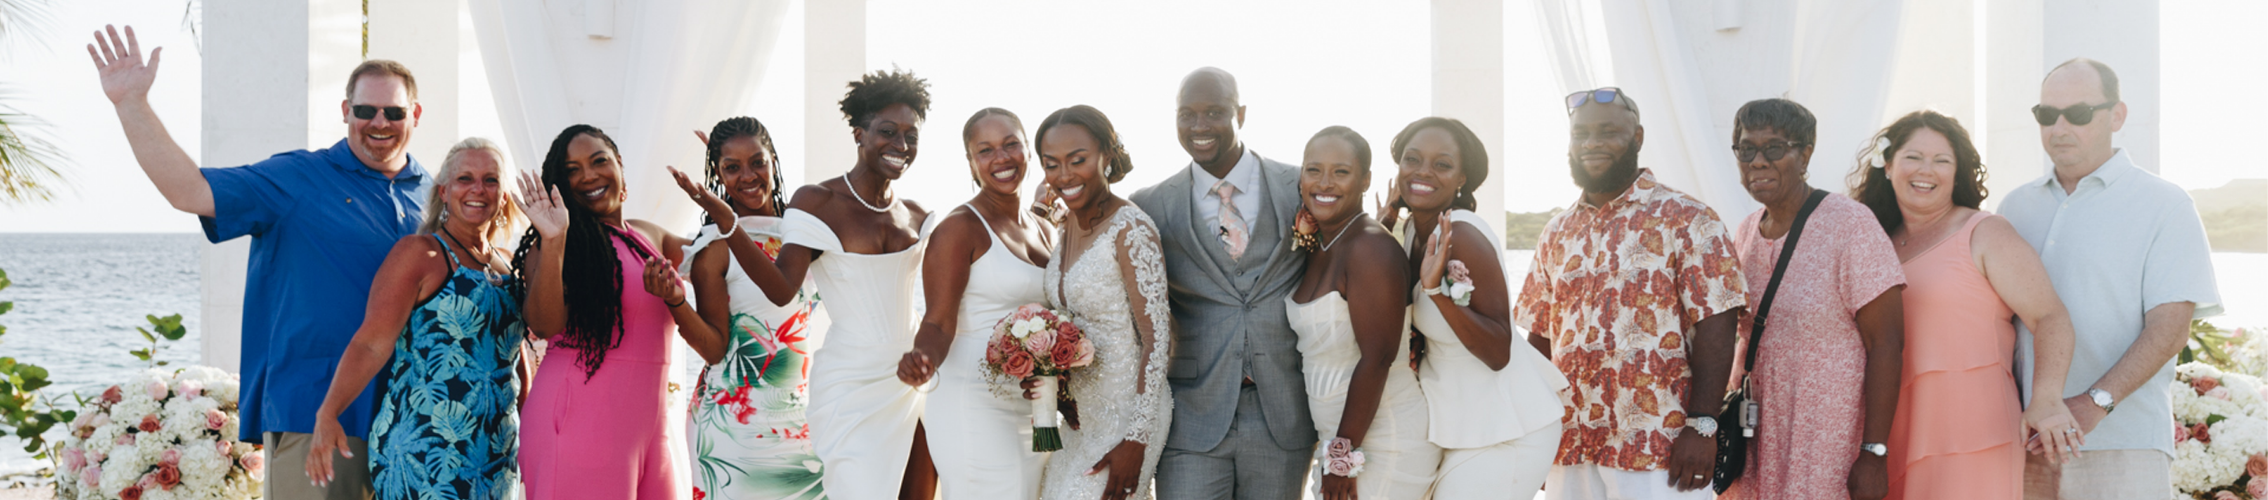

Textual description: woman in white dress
[1382,117,1568,498]
[1286,126,1441,500]
[1028,105,1173,500]
[673,70,940,499]
[895,107,1055,499]
[673,117,831,500]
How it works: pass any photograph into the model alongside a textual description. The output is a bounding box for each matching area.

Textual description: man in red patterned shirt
[1517,87,1748,499]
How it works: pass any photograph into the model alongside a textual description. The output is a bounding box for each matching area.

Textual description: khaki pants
[263,431,373,500]
[2023,448,2173,500]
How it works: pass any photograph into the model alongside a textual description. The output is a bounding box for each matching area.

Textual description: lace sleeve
[1113,211,1173,445]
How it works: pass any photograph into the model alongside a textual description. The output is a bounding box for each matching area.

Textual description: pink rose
[239,452,266,480]
[121,483,144,500]
[1326,455,1358,476]
[1001,350,1037,379]
[2214,491,2240,500]
[2195,423,2214,444]
[2177,422,2193,442]
[204,408,227,430]
[135,473,158,494]
[1056,321,1079,341]
[138,415,162,433]
[1075,341,1096,367]
[1446,260,1472,285]
[2249,476,2268,499]
[1328,438,1353,455]
[62,448,86,472]
[175,381,203,400]
[79,464,100,487]
[1025,329,1058,357]
[1014,303,1046,320]
[101,386,124,404]
[216,440,232,456]
[145,381,169,400]
[160,449,180,466]
[2249,454,2268,477]
[2210,387,2233,400]
[87,449,105,465]
[115,433,136,447]
[89,414,109,430]
[2193,376,2222,395]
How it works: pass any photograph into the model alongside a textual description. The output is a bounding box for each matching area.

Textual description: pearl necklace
[841,172,894,213]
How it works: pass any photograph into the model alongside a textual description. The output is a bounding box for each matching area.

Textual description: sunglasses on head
[1732,141,1809,163]
[1565,87,1625,114]
[2030,101,2115,126]
[352,105,408,121]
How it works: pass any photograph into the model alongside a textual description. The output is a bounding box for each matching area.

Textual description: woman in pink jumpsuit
[514,124,735,499]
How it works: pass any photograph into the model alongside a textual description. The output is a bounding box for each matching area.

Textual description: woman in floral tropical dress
[677,117,831,500]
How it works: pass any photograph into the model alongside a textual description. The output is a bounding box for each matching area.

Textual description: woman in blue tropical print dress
[306,138,529,499]
[675,117,830,500]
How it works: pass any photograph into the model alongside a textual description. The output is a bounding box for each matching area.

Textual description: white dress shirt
[2001,149,2222,457]
[1189,148,1263,239]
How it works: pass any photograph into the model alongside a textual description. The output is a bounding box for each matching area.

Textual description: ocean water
[0,235,2258,480]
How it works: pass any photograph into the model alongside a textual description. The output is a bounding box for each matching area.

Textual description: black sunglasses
[2030,101,2116,126]
[1732,141,1809,163]
[352,105,408,121]
[1565,87,1623,113]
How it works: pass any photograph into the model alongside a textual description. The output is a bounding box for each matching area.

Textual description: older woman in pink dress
[1850,110,2082,500]
[1718,99,1909,500]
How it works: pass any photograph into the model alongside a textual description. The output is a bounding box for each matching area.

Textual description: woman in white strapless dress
[1386,118,1567,499]
[896,108,1055,499]
[1285,126,1441,500]
[1031,105,1173,500]
[674,70,943,499]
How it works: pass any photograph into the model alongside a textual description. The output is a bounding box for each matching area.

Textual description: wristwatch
[2086,388,2117,414]
[1687,415,1719,438]
[1861,443,1888,457]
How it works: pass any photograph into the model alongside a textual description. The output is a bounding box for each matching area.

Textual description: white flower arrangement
[2171,361,2268,499]
[52,366,262,500]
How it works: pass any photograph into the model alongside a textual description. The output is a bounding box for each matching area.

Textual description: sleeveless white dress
[1039,204,1174,500]
[1405,209,1569,498]
[925,206,1050,499]
[680,216,831,500]
[782,208,935,500]
[1287,291,1441,500]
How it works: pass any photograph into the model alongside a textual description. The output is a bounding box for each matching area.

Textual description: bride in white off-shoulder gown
[1039,203,1174,500]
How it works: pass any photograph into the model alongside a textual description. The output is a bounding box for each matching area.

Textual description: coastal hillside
[2192,179,2266,253]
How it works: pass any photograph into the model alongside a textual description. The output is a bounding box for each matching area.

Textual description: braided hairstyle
[703,116,784,224]
[510,124,654,379]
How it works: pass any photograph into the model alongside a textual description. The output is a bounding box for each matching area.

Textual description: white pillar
[1982,0,2044,208]
[199,0,363,372]
[1433,0,1506,229]
[2045,1,2157,174]
[803,0,865,184]
[368,0,464,167]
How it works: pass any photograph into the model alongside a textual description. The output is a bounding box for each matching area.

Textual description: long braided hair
[703,116,784,224]
[510,124,654,379]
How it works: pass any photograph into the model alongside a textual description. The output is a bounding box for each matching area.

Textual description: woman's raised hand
[668,166,738,231]
[514,170,569,239]
[1375,176,1404,230]
[1419,215,1452,289]
[641,255,687,304]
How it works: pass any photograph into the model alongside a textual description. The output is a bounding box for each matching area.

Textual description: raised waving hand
[88,24,162,105]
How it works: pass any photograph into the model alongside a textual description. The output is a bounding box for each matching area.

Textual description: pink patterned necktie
[1213,179,1249,259]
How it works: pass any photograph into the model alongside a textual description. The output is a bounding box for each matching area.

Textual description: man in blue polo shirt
[90,25,426,499]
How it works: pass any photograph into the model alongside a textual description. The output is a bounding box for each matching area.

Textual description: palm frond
[0,0,53,51]
[0,102,66,205]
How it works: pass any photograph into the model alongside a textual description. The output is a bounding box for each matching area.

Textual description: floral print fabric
[368,236,525,500]
[684,222,828,500]
[1513,170,1748,472]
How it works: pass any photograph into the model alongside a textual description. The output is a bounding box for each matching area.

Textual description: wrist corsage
[1440,259,1475,307]
[1323,437,1366,478]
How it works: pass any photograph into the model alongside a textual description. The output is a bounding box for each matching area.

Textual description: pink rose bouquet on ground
[981,303,1095,451]
[2172,362,2268,499]
[52,366,262,500]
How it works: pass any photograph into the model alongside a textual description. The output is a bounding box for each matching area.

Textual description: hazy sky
[1,0,2260,233]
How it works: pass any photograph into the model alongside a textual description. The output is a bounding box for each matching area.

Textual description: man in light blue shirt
[90,26,426,500]
[2003,58,2221,500]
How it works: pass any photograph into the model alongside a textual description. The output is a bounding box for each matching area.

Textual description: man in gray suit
[1132,67,1316,500]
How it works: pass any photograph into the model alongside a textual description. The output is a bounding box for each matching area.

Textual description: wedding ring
[2065,428,2079,435]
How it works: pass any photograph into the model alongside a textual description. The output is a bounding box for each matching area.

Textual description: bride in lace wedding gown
[1032,105,1173,500]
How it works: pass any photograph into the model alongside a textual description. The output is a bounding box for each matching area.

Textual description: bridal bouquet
[52,366,264,500]
[982,303,1095,452]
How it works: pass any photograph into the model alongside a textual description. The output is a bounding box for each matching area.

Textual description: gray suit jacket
[1129,152,1316,452]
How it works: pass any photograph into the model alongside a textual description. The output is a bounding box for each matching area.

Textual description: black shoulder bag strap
[1714,188,1827,493]
[1744,189,1829,375]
